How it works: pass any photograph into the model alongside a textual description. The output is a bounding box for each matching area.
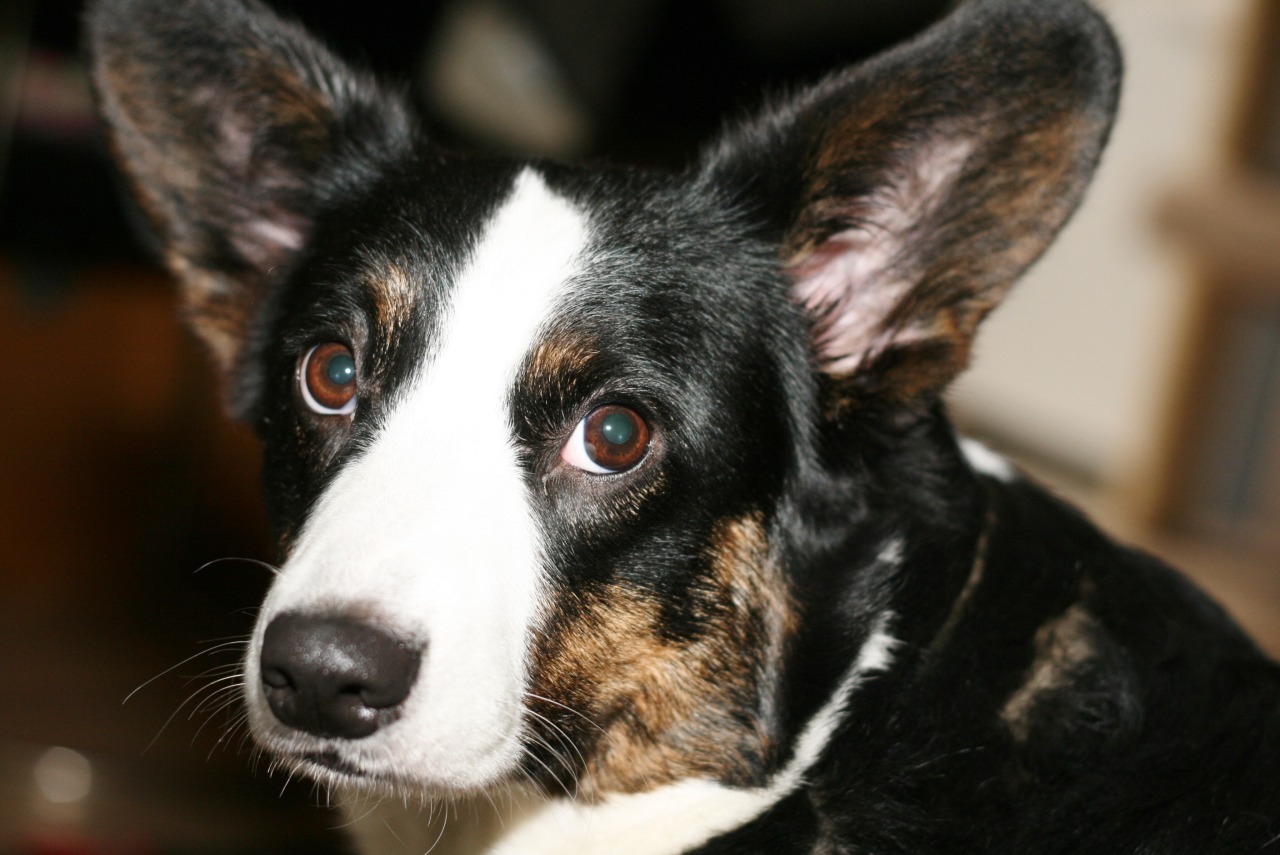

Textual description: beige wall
[950,0,1251,482]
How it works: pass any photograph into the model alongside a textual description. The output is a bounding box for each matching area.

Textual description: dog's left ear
[702,0,1121,405]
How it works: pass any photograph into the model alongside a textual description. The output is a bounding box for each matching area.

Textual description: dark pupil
[326,353,356,386]
[600,412,635,445]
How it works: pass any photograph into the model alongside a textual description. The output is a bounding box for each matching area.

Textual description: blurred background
[0,0,1276,851]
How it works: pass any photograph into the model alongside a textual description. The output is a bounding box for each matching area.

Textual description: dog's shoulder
[770,462,1280,854]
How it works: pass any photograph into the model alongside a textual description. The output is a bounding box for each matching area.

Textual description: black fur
[88,0,1280,851]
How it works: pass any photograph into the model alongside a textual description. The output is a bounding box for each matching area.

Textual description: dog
[88,0,1280,851]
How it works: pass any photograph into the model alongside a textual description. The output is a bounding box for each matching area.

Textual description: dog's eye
[561,405,650,474]
[300,343,358,415]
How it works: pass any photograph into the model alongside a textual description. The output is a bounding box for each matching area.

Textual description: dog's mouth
[284,749,419,793]
[251,705,528,793]
[280,747,531,804]
[302,750,365,777]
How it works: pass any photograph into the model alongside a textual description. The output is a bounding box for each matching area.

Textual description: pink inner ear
[787,137,973,375]
[247,218,304,253]
[230,213,307,277]
[788,229,916,375]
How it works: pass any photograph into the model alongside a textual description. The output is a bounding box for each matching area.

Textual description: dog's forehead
[348,163,724,392]
[315,157,771,440]
[305,164,585,405]
[419,166,588,384]
[313,163,600,457]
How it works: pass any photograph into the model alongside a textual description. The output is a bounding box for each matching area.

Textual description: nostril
[261,667,292,690]
[259,612,421,740]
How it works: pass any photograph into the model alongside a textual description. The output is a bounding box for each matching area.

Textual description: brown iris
[582,405,649,471]
[301,342,358,414]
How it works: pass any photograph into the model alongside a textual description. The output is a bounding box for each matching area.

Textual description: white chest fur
[345,781,780,855]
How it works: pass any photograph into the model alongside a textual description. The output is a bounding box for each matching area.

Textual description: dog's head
[89,0,1119,799]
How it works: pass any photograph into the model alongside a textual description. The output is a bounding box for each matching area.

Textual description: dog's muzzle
[259,612,421,739]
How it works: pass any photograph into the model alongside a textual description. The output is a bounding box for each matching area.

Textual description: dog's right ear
[700,0,1120,411]
[88,0,414,411]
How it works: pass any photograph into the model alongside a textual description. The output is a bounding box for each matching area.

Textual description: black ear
[87,0,414,403]
[702,0,1121,406]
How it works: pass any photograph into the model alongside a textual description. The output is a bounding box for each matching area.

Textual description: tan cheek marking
[241,53,334,159]
[1001,603,1098,741]
[531,513,796,799]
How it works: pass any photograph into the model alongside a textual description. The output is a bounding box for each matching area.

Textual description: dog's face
[244,165,810,794]
[90,0,1118,800]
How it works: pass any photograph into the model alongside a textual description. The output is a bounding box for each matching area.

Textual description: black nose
[259,612,421,739]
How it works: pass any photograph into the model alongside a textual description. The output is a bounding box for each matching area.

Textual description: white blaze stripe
[248,169,588,789]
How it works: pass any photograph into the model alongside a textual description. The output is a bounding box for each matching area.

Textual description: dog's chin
[245,688,529,796]
[296,752,425,795]
[251,718,525,798]
[274,748,513,799]
[299,749,368,780]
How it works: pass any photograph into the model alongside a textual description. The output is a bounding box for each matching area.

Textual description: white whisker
[124,638,247,706]
[194,556,282,576]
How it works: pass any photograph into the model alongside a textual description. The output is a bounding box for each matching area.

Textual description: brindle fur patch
[528,513,796,799]
[1001,603,1098,741]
